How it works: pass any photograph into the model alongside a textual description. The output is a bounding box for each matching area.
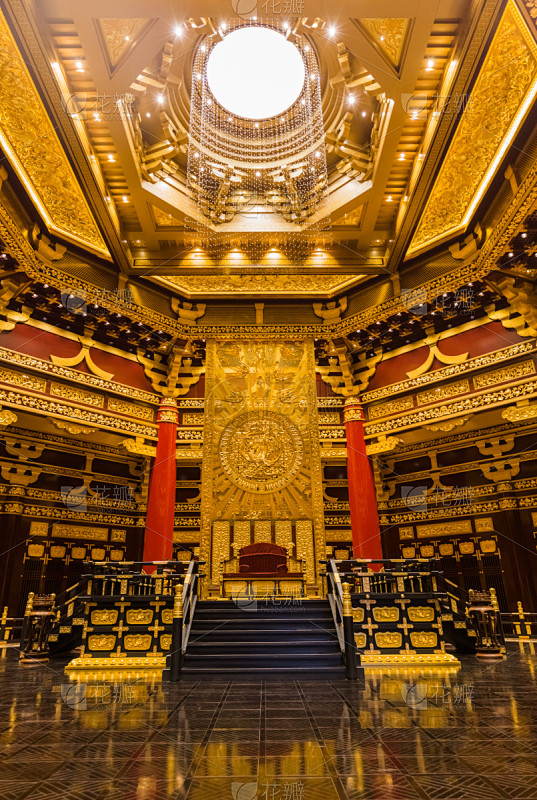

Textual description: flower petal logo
[231,782,258,800]
[61,683,87,710]
[402,682,428,710]
[231,0,258,20]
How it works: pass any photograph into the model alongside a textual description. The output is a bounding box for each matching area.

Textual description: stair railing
[323,559,359,679]
[169,558,203,682]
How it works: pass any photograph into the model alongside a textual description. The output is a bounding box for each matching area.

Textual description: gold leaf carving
[360,18,410,66]
[409,1,537,255]
[50,382,103,408]
[0,11,108,255]
[98,19,153,67]
[417,380,470,406]
[474,360,536,389]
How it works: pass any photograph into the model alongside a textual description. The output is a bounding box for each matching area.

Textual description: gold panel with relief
[126,609,153,625]
[375,632,403,649]
[91,610,118,626]
[373,607,399,623]
[88,634,116,650]
[408,606,435,623]
[124,634,152,651]
[410,632,438,648]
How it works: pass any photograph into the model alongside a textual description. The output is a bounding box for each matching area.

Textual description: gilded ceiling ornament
[161,274,357,297]
[0,11,108,256]
[312,297,348,323]
[98,18,154,68]
[424,414,472,433]
[408,1,537,256]
[359,18,410,67]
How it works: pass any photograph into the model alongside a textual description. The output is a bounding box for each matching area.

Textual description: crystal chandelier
[186,20,329,258]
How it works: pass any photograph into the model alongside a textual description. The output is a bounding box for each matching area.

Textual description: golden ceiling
[0,0,536,299]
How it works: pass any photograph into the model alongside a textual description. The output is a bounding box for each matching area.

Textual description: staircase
[181,598,346,679]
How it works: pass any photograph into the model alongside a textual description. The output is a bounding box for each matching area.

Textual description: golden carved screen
[201,340,325,588]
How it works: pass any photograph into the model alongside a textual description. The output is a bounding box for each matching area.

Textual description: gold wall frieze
[318,412,341,425]
[319,427,346,439]
[120,438,156,458]
[174,518,200,527]
[318,398,345,408]
[0,503,137,526]
[359,18,410,67]
[325,516,352,526]
[362,345,536,405]
[0,346,158,404]
[177,429,204,441]
[380,495,532,526]
[52,524,109,541]
[408,0,537,256]
[474,359,536,390]
[368,395,414,420]
[365,378,537,437]
[177,399,205,408]
[0,10,108,256]
[108,397,154,421]
[50,382,103,408]
[320,446,347,459]
[0,367,46,393]
[182,413,204,426]
[0,387,156,438]
[3,484,139,512]
[417,379,470,406]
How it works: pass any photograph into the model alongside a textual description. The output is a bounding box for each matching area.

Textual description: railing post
[0,605,8,643]
[169,582,183,682]
[19,592,34,654]
[342,582,358,680]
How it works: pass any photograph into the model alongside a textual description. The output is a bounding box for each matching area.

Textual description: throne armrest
[288,555,305,573]
[221,554,238,573]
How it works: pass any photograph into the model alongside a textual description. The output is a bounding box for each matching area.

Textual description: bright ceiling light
[206,27,305,119]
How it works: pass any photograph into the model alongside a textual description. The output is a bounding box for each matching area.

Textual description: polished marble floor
[1,645,537,799]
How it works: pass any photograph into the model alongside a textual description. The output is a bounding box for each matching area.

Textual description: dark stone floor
[1,644,536,799]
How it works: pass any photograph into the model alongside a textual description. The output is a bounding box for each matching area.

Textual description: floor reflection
[0,644,536,798]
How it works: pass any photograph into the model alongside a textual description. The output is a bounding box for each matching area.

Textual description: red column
[343,396,383,561]
[142,397,178,566]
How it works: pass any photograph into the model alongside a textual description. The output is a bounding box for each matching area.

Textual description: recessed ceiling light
[348,94,355,104]
[361,110,367,117]
[174,25,183,37]
[146,112,151,118]
[107,154,115,162]
[157,95,164,104]
[328,26,336,37]
[206,27,305,119]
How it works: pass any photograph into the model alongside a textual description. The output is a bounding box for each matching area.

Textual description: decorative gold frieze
[502,402,537,422]
[318,412,341,425]
[360,18,409,66]
[373,607,399,622]
[408,1,537,255]
[91,610,118,625]
[318,398,345,408]
[417,380,470,406]
[98,18,153,67]
[110,529,126,542]
[354,633,367,648]
[0,346,157,404]
[366,379,537,437]
[353,608,365,623]
[408,607,435,623]
[362,343,536,404]
[182,413,204,426]
[416,520,473,539]
[0,11,108,255]
[51,524,108,541]
[50,382,103,408]
[160,634,172,651]
[108,397,154,421]
[474,360,536,389]
[480,539,497,553]
[368,396,413,420]
[0,388,155,438]
[410,632,438,648]
[0,368,46,393]
[375,632,402,649]
[399,527,414,540]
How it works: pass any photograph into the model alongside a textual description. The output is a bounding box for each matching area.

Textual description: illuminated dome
[206,26,306,119]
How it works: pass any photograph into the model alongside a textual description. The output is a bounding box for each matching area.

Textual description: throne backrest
[238,542,287,574]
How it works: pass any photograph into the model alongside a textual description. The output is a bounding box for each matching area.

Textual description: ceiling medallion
[218,409,304,493]
[186,20,329,259]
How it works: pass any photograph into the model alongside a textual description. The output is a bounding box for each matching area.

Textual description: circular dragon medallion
[219,410,303,494]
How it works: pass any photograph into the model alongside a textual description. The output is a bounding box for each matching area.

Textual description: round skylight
[206,27,306,120]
